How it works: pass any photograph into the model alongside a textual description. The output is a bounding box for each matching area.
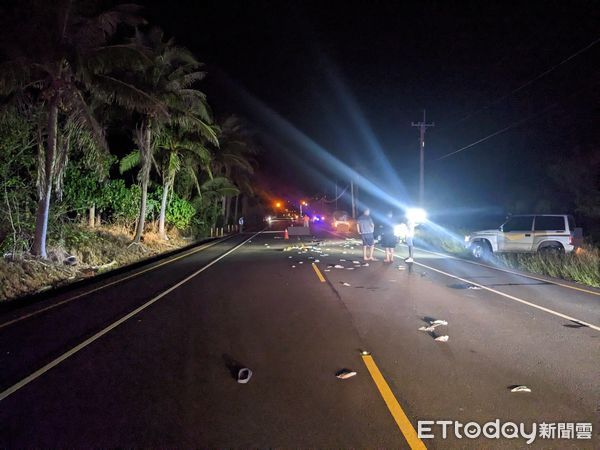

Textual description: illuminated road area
[0,222,598,448]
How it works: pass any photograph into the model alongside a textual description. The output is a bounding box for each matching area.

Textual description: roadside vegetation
[0,1,259,301]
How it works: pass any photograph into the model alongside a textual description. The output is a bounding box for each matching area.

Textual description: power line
[436,78,599,161]
[438,35,600,133]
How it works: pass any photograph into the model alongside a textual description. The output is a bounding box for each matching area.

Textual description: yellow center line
[311,262,326,282]
[361,354,427,450]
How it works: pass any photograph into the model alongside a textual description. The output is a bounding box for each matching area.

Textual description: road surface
[0,221,598,448]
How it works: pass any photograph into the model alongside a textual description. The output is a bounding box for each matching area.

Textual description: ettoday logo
[417,420,593,444]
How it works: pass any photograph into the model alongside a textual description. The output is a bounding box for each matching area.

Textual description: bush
[166,194,195,230]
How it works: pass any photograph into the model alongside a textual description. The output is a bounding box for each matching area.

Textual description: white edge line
[400,243,600,297]
[412,259,600,332]
[0,235,237,330]
[0,230,263,402]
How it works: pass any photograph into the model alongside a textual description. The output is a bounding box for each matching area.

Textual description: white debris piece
[342,282,351,286]
[324,269,331,272]
[314,259,320,263]
[510,385,531,393]
[362,263,369,267]
[346,267,355,270]
[430,320,448,326]
[237,368,253,384]
[467,285,481,290]
[340,259,347,261]
[334,264,344,269]
[291,265,296,268]
[352,260,360,264]
[288,256,292,258]
[434,335,449,342]
[299,261,304,264]
[418,326,436,332]
[336,369,357,380]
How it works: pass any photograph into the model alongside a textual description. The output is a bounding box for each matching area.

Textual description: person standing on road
[303,214,310,228]
[238,216,244,233]
[357,208,376,261]
[380,211,398,263]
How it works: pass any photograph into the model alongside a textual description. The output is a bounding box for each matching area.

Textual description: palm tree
[156,128,216,239]
[0,0,153,257]
[211,116,258,225]
[126,29,217,242]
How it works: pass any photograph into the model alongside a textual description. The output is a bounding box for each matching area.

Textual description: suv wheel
[538,245,564,256]
[471,241,490,259]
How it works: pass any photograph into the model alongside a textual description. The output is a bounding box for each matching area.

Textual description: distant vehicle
[332,210,355,232]
[465,214,582,259]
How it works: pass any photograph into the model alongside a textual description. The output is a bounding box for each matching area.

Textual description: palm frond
[119,150,141,174]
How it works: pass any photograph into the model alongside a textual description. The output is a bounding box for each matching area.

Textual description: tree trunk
[233,194,239,222]
[32,97,58,258]
[89,203,95,227]
[133,125,152,243]
[224,196,232,225]
[158,179,172,240]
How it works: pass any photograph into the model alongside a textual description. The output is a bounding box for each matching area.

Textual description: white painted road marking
[0,230,263,402]
[0,235,237,330]
[399,243,600,297]
[413,260,600,332]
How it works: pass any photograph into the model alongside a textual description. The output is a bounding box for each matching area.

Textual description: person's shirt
[357,214,374,234]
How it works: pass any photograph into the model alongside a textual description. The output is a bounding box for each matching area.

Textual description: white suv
[465,214,582,259]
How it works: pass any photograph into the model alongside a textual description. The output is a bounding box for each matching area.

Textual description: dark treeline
[0,0,259,258]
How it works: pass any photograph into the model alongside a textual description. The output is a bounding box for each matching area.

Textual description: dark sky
[140,0,599,218]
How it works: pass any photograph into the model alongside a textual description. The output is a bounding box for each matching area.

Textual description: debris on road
[352,260,360,264]
[434,335,449,342]
[324,269,331,272]
[362,263,369,267]
[340,259,347,261]
[314,259,320,263]
[341,282,351,286]
[431,320,448,326]
[291,265,296,268]
[510,385,531,393]
[334,265,344,269]
[237,368,253,384]
[299,261,304,264]
[336,369,357,379]
[467,284,481,290]
[397,265,405,270]
[346,267,355,270]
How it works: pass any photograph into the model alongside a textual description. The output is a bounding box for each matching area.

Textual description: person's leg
[384,248,390,262]
[363,244,368,261]
[369,245,376,260]
[390,248,395,262]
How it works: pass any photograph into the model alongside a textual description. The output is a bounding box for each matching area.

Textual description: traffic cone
[284,228,289,240]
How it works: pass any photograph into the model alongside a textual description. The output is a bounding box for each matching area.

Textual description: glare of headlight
[464,235,470,242]
[406,208,427,224]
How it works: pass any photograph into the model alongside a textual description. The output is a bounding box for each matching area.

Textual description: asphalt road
[0,220,598,448]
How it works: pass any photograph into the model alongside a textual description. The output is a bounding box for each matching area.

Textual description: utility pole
[350,179,356,218]
[334,181,338,211]
[411,109,434,206]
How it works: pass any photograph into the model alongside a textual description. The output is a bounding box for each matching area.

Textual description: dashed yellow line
[311,263,326,282]
[361,354,427,450]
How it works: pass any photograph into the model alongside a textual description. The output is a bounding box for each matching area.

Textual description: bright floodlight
[406,207,427,224]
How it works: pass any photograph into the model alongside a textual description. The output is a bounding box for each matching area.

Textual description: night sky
[139,0,599,222]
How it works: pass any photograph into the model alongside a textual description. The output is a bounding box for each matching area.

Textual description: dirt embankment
[0,225,192,302]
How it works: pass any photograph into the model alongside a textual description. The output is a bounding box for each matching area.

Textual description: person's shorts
[361,233,374,247]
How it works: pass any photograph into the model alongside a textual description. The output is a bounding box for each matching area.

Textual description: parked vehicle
[465,214,583,259]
